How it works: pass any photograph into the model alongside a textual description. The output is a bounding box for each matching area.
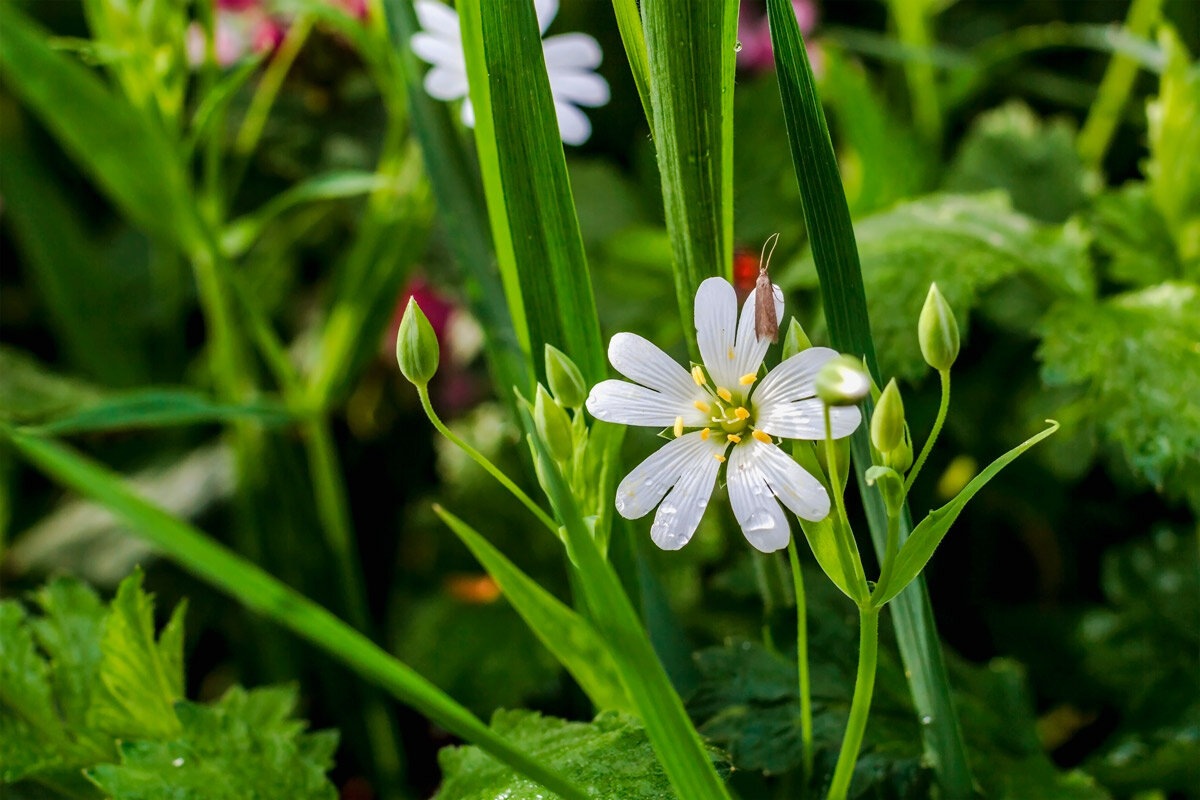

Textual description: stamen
[716,387,733,403]
[673,416,683,438]
[734,407,750,420]
[727,346,735,359]
[753,430,772,444]
[691,365,707,386]
[713,453,726,463]
[694,400,711,414]
[726,434,741,443]
[739,373,757,385]
[700,428,711,441]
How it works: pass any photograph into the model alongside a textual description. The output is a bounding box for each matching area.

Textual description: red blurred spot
[733,248,759,297]
[445,574,502,604]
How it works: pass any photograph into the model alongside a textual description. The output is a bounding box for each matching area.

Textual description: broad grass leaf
[28,391,293,436]
[0,347,105,425]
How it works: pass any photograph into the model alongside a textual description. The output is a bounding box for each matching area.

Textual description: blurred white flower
[586,277,861,553]
[410,0,609,145]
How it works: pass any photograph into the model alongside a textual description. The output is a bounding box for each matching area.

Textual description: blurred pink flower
[187,0,366,68]
[387,276,480,412]
[737,0,821,74]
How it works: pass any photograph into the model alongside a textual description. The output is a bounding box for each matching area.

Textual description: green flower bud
[870,379,906,454]
[918,283,960,371]
[534,384,574,463]
[865,465,905,517]
[882,426,913,474]
[781,317,812,360]
[544,344,587,408]
[815,354,870,406]
[395,297,439,386]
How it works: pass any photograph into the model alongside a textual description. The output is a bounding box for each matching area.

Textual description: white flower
[586,278,862,553]
[410,0,610,146]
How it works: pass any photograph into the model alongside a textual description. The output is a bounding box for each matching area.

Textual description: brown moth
[755,233,781,343]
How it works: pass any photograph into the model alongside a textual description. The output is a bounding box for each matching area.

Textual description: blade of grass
[517,406,731,800]
[765,1,975,794]
[433,505,633,713]
[610,0,654,132]
[642,0,738,350]
[1,426,590,800]
[458,0,605,385]
[24,390,292,436]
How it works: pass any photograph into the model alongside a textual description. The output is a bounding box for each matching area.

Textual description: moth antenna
[759,232,780,274]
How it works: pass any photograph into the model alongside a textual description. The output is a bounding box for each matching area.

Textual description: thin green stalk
[609,0,654,132]
[885,0,942,144]
[416,385,559,536]
[871,512,901,607]
[904,368,949,493]
[3,427,589,800]
[827,607,879,800]
[786,537,814,778]
[824,405,868,600]
[1077,0,1164,167]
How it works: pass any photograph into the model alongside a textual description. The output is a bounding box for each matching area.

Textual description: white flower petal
[755,398,861,440]
[534,0,559,33]
[460,97,475,127]
[608,332,701,402]
[549,69,610,107]
[415,0,460,39]
[726,442,791,553]
[749,437,830,521]
[411,31,462,67]
[650,443,725,550]
[695,277,740,388]
[731,283,785,384]
[554,100,592,145]
[542,33,603,70]
[423,66,468,101]
[586,380,709,428]
[614,430,724,521]
[752,346,838,407]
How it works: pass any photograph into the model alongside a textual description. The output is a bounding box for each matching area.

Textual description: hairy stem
[905,368,950,493]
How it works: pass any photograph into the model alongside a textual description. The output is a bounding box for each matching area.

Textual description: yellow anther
[726,434,742,443]
[673,416,684,438]
[728,346,735,359]
[713,453,726,463]
[694,400,711,414]
[739,373,757,385]
[716,387,733,403]
[700,428,711,441]
[753,430,773,444]
[734,407,750,420]
[691,365,707,386]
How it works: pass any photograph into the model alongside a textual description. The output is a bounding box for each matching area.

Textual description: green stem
[824,405,868,601]
[905,368,949,493]
[416,385,560,536]
[885,0,942,145]
[3,428,589,800]
[827,607,880,800]
[786,537,814,779]
[871,512,902,607]
[1077,0,1164,167]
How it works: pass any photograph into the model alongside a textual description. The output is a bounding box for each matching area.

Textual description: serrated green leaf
[874,422,1059,606]
[87,570,184,742]
[434,507,633,714]
[946,101,1090,223]
[86,686,338,800]
[0,602,68,783]
[1037,283,1200,507]
[1088,182,1182,287]
[435,711,688,800]
[643,0,737,346]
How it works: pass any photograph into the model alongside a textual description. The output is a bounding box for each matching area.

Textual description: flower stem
[827,606,880,800]
[904,368,950,493]
[416,385,560,536]
[871,512,901,607]
[824,405,867,601]
[786,536,814,778]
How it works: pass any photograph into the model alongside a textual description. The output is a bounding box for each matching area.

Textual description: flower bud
[781,317,812,360]
[870,379,906,454]
[534,384,574,463]
[865,465,905,516]
[882,427,913,474]
[918,283,959,371]
[816,354,870,406]
[395,297,439,386]
[545,344,587,408]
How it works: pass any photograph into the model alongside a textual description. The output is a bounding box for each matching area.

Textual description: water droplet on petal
[746,511,775,531]
[920,715,933,725]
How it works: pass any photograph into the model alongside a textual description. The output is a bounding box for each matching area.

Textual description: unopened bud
[545,344,587,408]
[395,297,439,386]
[534,384,574,463]
[871,379,906,454]
[816,354,870,406]
[781,317,812,360]
[883,427,913,474]
[918,283,959,371]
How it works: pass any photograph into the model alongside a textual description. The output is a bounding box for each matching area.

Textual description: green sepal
[395,297,440,387]
[545,344,588,409]
[781,317,812,360]
[918,283,960,371]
